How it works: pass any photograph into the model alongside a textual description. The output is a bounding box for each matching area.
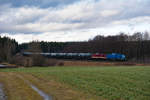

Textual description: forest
[0,32,150,63]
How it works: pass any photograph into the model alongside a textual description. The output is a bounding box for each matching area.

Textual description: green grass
[1,66,150,100]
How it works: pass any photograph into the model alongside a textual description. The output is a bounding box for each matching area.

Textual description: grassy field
[0,66,150,100]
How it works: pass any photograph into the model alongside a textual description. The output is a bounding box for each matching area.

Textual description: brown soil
[61,60,149,67]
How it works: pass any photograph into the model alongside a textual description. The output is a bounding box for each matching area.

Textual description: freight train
[23,52,126,61]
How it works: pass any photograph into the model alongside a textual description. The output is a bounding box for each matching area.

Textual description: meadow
[0,66,150,100]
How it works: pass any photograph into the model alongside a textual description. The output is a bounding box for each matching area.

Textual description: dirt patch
[20,73,98,100]
[0,72,94,100]
[61,60,150,66]
[0,72,44,100]
[16,74,52,100]
[31,84,52,100]
[62,60,126,66]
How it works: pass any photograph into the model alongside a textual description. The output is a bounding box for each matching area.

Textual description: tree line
[0,36,19,62]
[0,32,150,63]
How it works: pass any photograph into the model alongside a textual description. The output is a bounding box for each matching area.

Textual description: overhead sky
[0,0,150,43]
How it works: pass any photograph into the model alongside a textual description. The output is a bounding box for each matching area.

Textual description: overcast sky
[0,0,150,43]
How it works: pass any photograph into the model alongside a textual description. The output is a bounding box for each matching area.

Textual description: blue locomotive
[106,53,126,61]
[91,53,126,61]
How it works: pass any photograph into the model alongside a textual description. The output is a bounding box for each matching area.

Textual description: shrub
[11,53,64,67]
[31,54,46,66]
[43,59,58,66]
[58,62,64,66]
[10,53,25,66]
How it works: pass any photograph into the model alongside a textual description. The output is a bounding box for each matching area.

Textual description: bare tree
[26,41,45,66]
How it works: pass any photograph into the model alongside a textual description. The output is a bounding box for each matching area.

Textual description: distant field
[0,66,150,100]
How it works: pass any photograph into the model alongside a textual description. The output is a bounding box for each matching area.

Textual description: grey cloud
[0,0,150,34]
[0,0,82,8]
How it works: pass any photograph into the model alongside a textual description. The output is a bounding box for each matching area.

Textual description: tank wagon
[22,52,126,61]
[23,52,92,59]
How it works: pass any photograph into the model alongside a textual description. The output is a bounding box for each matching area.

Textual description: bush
[23,58,33,67]
[10,54,25,66]
[11,53,64,67]
[58,62,64,66]
[43,59,58,66]
[31,54,46,66]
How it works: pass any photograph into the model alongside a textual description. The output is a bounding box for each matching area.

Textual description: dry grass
[0,72,97,100]
[63,60,126,66]
[62,60,150,66]
[0,72,43,100]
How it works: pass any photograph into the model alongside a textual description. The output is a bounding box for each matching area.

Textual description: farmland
[0,66,150,100]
